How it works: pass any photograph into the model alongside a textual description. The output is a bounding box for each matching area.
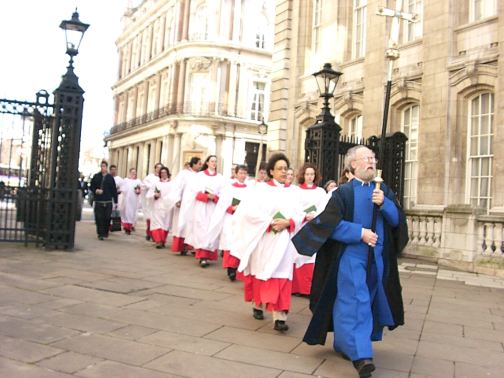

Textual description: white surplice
[169,168,197,239]
[119,178,142,225]
[141,173,160,220]
[146,180,174,231]
[231,181,305,281]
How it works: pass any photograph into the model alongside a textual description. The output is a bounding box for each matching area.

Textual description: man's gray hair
[344,145,371,173]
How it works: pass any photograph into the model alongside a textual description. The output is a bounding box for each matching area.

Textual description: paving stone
[462,325,504,343]
[0,315,79,344]
[0,356,74,378]
[140,330,230,355]
[145,350,281,378]
[37,312,125,334]
[313,357,359,377]
[215,344,323,374]
[0,271,60,290]
[205,326,301,353]
[420,332,503,352]
[109,324,159,340]
[0,334,64,363]
[143,283,232,301]
[77,277,163,294]
[42,285,144,307]
[422,320,464,336]
[57,302,118,318]
[277,371,330,378]
[454,361,504,378]
[373,350,414,372]
[37,351,103,374]
[0,304,61,320]
[416,340,504,367]
[0,286,55,305]
[51,334,171,366]
[75,360,180,378]
[371,367,409,378]
[410,356,454,377]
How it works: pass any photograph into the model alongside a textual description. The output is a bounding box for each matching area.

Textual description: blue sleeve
[331,220,362,244]
[380,197,399,227]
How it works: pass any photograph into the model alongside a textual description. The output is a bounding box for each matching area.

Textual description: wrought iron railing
[109,102,247,135]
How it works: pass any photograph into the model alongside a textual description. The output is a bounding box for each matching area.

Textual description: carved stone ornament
[343,91,354,110]
[465,61,478,84]
[189,57,212,72]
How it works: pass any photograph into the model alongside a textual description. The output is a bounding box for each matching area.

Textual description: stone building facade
[270,0,503,274]
[105,0,275,178]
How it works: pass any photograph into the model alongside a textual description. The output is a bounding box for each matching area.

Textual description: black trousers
[94,202,112,237]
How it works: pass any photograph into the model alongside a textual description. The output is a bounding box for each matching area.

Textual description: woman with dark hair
[232,153,305,332]
[291,163,327,296]
[184,155,225,267]
[146,166,174,249]
[169,156,203,254]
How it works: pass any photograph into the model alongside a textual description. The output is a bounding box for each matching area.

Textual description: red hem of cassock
[171,236,184,252]
[222,251,240,269]
[195,249,218,260]
[151,229,168,244]
[243,275,292,312]
[122,222,133,232]
[291,263,314,295]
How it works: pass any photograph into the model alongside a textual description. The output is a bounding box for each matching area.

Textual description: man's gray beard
[356,167,376,182]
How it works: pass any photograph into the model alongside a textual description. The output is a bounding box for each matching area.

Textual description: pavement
[0,218,503,378]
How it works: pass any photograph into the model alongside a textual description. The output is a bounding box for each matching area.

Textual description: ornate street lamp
[45,10,89,250]
[305,63,342,184]
[255,118,268,177]
[60,9,89,67]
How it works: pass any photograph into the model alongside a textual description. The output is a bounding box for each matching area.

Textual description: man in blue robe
[292,146,408,378]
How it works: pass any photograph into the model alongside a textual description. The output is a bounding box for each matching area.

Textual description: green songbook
[271,211,286,234]
[231,197,241,206]
[304,205,317,213]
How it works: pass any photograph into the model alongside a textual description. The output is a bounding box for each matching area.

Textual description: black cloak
[292,181,409,346]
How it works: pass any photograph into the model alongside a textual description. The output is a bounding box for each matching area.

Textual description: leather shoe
[273,320,289,332]
[199,259,209,268]
[252,308,264,320]
[352,359,375,378]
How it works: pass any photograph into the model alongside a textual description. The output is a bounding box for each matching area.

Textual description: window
[401,105,419,209]
[470,0,497,22]
[352,0,367,59]
[190,4,208,41]
[348,115,363,139]
[312,0,323,52]
[250,81,266,121]
[467,93,494,210]
[403,0,422,43]
[187,72,209,114]
[256,16,267,49]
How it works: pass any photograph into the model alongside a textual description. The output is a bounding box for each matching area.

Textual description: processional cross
[367,1,418,276]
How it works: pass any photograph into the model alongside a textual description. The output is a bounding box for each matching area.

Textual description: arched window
[348,114,363,139]
[401,104,420,209]
[466,92,494,210]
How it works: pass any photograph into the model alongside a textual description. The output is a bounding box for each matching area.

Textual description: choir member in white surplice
[207,164,250,281]
[141,163,162,241]
[291,163,327,296]
[146,167,174,249]
[110,165,124,212]
[119,168,142,234]
[183,155,225,267]
[232,153,305,332]
[169,157,202,254]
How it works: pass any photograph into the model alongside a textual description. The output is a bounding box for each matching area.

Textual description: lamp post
[255,118,268,177]
[305,63,342,184]
[46,9,89,250]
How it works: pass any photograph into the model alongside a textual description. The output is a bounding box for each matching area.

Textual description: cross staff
[367,0,418,277]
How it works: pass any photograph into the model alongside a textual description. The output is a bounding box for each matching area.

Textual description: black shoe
[180,250,188,256]
[98,236,104,241]
[146,235,151,241]
[199,259,209,268]
[274,320,289,332]
[352,359,375,378]
[155,244,163,249]
[227,268,237,282]
[125,229,131,235]
[252,308,264,320]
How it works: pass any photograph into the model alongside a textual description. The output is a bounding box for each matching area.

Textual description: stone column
[181,0,191,41]
[161,133,169,164]
[215,132,224,173]
[176,59,187,112]
[172,132,183,174]
[232,0,241,42]
[228,61,237,116]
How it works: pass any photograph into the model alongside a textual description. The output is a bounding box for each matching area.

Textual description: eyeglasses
[356,157,378,163]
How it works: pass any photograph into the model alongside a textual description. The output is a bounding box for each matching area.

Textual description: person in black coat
[292,146,408,378]
[90,161,118,240]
